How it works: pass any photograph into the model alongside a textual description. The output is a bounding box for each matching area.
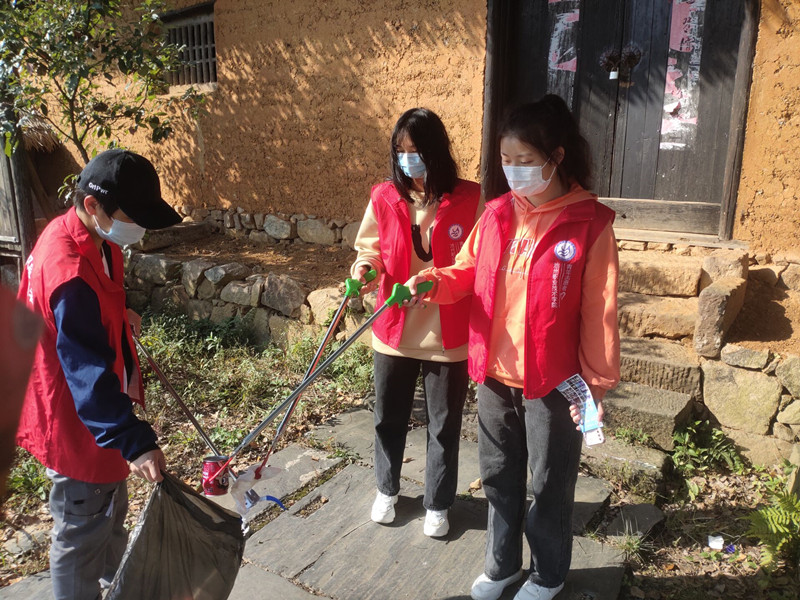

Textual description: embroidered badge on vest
[448,223,464,240]
[554,240,577,262]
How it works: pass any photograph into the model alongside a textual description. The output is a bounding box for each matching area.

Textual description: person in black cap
[16,149,181,600]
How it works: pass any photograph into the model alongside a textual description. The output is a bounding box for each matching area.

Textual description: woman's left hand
[569,386,605,431]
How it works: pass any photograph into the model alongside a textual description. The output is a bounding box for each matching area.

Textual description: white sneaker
[513,580,564,600]
[470,570,524,600]
[423,509,449,537]
[370,491,398,524]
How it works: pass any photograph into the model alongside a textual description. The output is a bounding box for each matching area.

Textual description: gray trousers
[477,378,582,588]
[373,351,469,511]
[47,470,128,600]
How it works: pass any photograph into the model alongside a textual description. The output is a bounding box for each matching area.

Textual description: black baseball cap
[76,149,182,230]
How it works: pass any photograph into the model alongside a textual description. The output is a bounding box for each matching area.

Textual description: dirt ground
[162,235,800,356]
[163,235,358,290]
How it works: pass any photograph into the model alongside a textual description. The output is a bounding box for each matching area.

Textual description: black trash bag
[106,471,245,600]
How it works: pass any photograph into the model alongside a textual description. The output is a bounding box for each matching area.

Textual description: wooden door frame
[0,141,37,288]
[481,0,761,242]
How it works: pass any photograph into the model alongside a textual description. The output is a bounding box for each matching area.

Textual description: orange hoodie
[423,184,619,398]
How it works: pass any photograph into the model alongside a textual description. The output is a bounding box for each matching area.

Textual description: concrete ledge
[618,251,702,297]
[618,292,697,339]
[604,382,694,450]
[133,221,212,252]
[620,336,701,396]
[581,437,670,502]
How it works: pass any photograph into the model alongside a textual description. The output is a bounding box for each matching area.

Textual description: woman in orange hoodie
[407,95,620,600]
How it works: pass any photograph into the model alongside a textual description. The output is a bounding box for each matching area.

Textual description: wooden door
[481,0,759,239]
[0,148,36,289]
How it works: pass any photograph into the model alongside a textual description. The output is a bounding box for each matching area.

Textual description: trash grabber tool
[219,279,434,475]
[238,270,376,507]
[252,269,377,479]
[133,336,233,477]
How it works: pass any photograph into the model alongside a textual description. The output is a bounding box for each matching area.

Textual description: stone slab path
[0,409,625,600]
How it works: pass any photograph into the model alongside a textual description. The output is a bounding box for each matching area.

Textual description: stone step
[603,381,695,451]
[245,462,624,600]
[618,250,703,297]
[618,291,697,339]
[581,436,671,502]
[620,336,701,396]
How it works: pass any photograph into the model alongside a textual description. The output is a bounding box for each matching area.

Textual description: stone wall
[124,248,376,352]
[177,205,360,248]
[705,344,800,466]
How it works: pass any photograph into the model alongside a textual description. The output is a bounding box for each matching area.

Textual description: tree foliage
[0,0,204,163]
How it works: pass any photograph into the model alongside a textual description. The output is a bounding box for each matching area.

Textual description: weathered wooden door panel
[574,0,626,198]
[652,0,745,205]
[610,0,671,201]
[483,0,756,238]
[0,147,36,289]
[0,155,20,245]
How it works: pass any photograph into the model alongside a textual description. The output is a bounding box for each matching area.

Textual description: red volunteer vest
[371,179,480,349]
[468,193,615,398]
[16,208,144,483]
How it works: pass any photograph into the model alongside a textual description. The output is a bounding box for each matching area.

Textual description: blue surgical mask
[94,216,146,247]
[503,159,555,197]
[397,152,427,179]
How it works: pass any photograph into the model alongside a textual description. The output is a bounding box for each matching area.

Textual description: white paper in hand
[556,374,605,446]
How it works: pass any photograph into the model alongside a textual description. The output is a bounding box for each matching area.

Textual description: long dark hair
[390,108,458,205]
[498,95,592,190]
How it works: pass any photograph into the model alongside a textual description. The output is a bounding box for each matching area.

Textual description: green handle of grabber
[344,269,377,298]
[385,279,434,307]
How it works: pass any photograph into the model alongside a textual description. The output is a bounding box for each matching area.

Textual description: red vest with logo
[468,193,615,398]
[16,208,144,483]
[371,179,480,349]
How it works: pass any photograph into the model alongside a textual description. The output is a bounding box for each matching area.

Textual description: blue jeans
[47,470,128,600]
[372,351,469,511]
[477,377,582,588]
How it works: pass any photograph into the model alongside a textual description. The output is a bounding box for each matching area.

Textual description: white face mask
[502,159,556,197]
[397,152,427,179]
[94,216,146,247]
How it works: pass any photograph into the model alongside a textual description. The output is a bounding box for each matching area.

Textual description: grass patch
[614,426,653,447]
[3,449,50,512]
[138,311,371,455]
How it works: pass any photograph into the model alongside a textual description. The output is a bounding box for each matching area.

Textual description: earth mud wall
[736,0,800,255]
[132,0,487,222]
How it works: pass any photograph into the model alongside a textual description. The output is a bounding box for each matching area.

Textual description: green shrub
[5,450,50,509]
[671,420,745,477]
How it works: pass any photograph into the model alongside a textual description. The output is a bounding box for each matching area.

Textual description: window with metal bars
[163,3,216,86]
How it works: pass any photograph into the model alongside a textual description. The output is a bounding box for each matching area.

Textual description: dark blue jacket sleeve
[51,278,158,462]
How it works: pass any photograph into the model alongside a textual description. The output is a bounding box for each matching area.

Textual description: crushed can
[201,455,229,496]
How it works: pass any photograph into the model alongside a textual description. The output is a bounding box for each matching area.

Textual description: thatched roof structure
[19,114,61,153]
